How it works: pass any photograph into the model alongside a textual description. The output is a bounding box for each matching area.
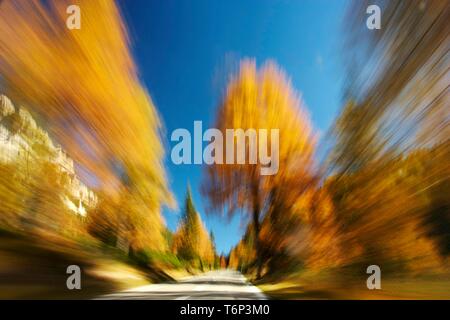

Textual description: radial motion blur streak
[0,0,449,300]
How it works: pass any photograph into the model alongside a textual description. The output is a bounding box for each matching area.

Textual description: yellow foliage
[203,59,318,276]
[0,1,173,253]
[172,190,215,266]
[0,0,172,204]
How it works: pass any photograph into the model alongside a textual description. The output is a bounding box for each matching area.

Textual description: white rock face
[18,108,38,132]
[0,94,98,215]
[0,94,15,120]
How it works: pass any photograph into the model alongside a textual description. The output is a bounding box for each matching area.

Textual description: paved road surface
[97,270,267,300]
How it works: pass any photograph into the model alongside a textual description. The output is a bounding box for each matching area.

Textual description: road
[97,270,267,300]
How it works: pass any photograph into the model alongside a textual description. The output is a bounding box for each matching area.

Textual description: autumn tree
[0,1,174,253]
[209,230,220,269]
[219,255,228,269]
[229,224,257,272]
[331,0,449,174]
[323,0,450,274]
[202,59,317,278]
[172,188,215,268]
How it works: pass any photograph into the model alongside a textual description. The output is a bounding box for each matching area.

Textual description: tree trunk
[253,202,262,279]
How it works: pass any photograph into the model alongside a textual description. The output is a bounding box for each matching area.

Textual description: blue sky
[120,0,347,254]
